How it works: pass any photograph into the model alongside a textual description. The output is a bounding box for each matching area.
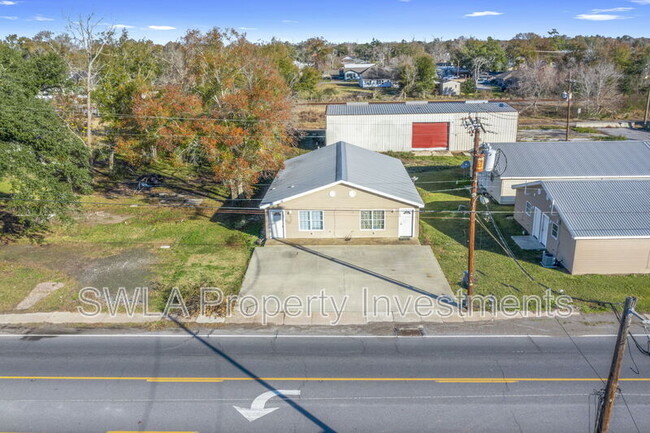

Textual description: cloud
[238,26,257,30]
[281,19,298,23]
[0,15,17,19]
[398,0,412,2]
[112,24,135,29]
[592,7,633,12]
[465,11,503,17]
[0,1,17,5]
[148,25,176,30]
[33,15,54,21]
[575,13,625,20]
[630,0,650,4]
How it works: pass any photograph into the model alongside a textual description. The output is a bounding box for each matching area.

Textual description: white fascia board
[260,180,424,209]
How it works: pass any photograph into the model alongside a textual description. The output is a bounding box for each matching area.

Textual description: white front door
[532,207,542,239]
[398,208,414,238]
[539,213,550,247]
[269,210,285,239]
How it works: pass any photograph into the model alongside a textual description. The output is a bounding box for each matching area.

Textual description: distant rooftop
[326,101,517,116]
[260,141,424,208]
[491,141,650,179]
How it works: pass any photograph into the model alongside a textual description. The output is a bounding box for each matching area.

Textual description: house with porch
[260,141,424,241]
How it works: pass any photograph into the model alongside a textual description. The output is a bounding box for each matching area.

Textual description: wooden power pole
[596,296,637,433]
[565,70,573,141]
[466,117,483,309]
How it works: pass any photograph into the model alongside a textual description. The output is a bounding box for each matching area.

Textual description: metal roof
[518,179,650,238]
[260,141,424,208]
[326,101,517,116]
[491,141,650,179]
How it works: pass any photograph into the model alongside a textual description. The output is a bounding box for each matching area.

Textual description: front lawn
[0,168,259,314]
[403,154,650,312]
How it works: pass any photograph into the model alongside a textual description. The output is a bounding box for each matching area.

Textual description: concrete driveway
[238,244,456,323]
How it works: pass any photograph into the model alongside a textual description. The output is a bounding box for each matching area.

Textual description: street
[1,331,649,432]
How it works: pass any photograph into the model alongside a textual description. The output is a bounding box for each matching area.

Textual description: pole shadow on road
[168,315,336,432]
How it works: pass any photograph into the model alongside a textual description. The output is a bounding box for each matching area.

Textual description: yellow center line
[1,376,650,383]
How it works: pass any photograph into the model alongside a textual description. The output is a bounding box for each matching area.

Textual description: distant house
[358,65,398,88]
[340,63,375,80]
[326,101,518,152]
[439,80,461,96]
[479,141,650,204]
[512,179,650,275]
[260,141,424,240]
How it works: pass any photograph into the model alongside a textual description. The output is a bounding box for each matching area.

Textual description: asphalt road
[1,332,649,433]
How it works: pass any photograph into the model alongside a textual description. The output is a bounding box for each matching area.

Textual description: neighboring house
[513,179,650,275]
[326,101,518,152]
[439,80,461,96]
[358,66,398,88]
[260,141,424,241]
[340,63,375,80]
[479,141,650,204]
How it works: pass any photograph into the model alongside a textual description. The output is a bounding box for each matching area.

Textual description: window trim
[298,210,324,232]
[551,222,559,240]
[525,201,533,216]
[359,209,386,231]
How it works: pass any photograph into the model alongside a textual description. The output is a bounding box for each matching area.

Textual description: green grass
[1,166,259,313]
[571,126,601,134]
[404,156,650,312]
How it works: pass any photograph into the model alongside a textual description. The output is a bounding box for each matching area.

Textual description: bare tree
[512,60,559,111]
[67,14,114,150]
[574,61,622,114]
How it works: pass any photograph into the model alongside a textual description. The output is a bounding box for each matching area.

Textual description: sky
[0,0,649,43]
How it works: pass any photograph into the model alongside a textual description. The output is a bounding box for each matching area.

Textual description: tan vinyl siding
[267,184,419,239]
[514,184,650,275]
[571,238,650,275]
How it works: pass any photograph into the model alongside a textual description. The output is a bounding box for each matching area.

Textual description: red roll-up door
[412,122,449,149]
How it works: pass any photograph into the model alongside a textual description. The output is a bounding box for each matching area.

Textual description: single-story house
[260,141,424,240]
[358,66,398,88]
[340,63,375,80]
[326,101,518,152]
[513,179,650,275]
[479,141,650,204]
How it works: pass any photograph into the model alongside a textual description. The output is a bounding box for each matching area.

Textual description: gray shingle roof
[326,101,517,116]
[528,180,650,238]
[260,142,424,208]
[492,141,650,178]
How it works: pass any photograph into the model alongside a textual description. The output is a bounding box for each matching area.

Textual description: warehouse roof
[260,141,424,208]
[326,101,517,116]
[514,179,650,238]
[491,141,650,179]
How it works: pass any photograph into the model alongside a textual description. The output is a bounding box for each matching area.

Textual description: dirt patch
[77,211,130,225]
[0,244,157,296]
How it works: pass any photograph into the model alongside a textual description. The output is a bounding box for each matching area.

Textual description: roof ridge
[335,141,348,181]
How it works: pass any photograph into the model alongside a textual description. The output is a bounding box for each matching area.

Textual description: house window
[551,223,559,239]
[525,201,533,216]
[299,211,324,231]
[360,210,385,230]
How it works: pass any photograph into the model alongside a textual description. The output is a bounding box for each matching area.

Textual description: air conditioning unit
[541,252,556,268]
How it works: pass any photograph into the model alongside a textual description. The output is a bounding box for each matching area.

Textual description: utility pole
[596,296,637,433]
[565,70,573,141]
[465,116,484,309]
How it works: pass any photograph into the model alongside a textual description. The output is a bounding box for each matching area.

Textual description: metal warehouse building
[326,101,518,152]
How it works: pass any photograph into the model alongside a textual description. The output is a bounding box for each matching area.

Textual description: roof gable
[260,142,424,208]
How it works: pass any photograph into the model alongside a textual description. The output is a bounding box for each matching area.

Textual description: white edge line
[0,333,632,338]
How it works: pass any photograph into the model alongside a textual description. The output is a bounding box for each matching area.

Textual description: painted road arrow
[234,390,301,422]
